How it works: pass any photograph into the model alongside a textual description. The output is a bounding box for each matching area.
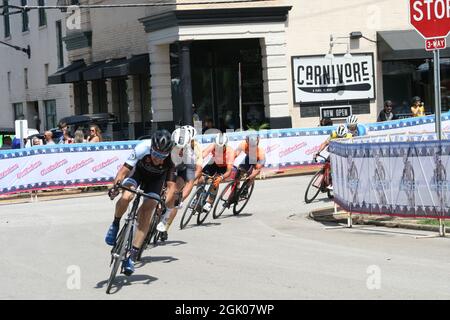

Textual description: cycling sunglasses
[151,148,169,160]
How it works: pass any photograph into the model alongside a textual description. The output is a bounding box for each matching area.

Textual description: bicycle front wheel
[180,188,202,229]
[213,182,234,219]
[233,181,255,215]
[136,207,159,261]
[304,170,323,204]
[197,190,212,225]
[106,221,133,294]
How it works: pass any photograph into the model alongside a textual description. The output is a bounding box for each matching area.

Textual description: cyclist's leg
[159,177,183,231]
[166,170,191,229]
[114,171,140,220]
[207,165,227,204]
[114,191,135,219]
[105,174,139,245]
[134,198,159,248]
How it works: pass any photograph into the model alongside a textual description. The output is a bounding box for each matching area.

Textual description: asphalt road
[0,175,449,300]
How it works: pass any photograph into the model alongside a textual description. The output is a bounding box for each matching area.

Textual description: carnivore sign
[292,53,375,104]
[409,0,450,39]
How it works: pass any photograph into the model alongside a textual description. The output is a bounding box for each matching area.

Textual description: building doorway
[189,39,265,132]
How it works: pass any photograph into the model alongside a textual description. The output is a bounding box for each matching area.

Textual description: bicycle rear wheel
[106,221,132,294]
[304,170,323,204]
[180,188,202,229]
[213,182,234,219]
[197,190,211,225]
[149,208,161,246]
[233,181,254,215]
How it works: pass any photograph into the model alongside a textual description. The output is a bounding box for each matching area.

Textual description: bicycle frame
[194,174,215,207]
[315,154,331,189]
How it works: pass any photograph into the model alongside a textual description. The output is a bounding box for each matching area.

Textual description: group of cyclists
[315,115,367,190]
[104,115,364,276]
[105,125,266,276]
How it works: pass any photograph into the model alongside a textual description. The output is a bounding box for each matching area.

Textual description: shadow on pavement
[304,197,334,205]
[95,274,158,295]
[217,213,253,220]
[317,221,436,237]
[155,240,187,247]
[181,222,221,230]
[135,255,179,268]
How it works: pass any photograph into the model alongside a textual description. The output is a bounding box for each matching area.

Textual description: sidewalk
[309,205,450,234]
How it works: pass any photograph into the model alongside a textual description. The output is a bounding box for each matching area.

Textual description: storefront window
[186,39,264,131]
[383,58,450,117]
[44,100,56,129]
[74,82,89,115]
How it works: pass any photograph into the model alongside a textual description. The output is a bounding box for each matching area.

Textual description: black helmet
[151,129,173,154]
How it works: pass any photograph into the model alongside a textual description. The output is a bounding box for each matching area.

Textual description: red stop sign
[410,0,450,39]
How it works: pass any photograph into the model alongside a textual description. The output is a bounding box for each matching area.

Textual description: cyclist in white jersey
[157,126,203,237]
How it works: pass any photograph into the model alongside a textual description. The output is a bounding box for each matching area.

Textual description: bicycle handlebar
[201,173,216,180]
[117,183,163,204]
[314,154,328,162]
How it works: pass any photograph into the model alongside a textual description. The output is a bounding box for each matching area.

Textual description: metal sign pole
[434,49,446,238]
[238,62,243,131]
[434,49,442,141]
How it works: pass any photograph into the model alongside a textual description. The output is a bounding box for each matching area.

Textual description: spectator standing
[202,116,214,134]
[411,96,425,117]
[32,137,42,146]
[87,125,103,143]
[320,118,333,126]
[74,129,86,143]
[1,136,12,149]
[58,121,74,144]
[44,131,55,145]
[192,104,201,123]
[378,100,397,122]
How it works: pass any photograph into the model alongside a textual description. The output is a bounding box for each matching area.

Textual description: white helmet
[182,125,197,139]
[336,124,348,138]
[172,127,191,148]
[214,132,229,147]
[346,115,358,125]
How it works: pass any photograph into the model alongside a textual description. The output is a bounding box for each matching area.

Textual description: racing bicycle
[179,174,216,229]
[304,154,333,204]
[213,166,255,218]
[106,183,164,294]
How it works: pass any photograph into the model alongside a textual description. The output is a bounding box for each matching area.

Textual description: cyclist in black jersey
[105,130,176,276]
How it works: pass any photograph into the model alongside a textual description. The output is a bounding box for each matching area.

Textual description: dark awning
[378,30,450,61]
[83,58,127,81]
[65,60,105,83]
[103,54,150,78]
[48,60,86,84]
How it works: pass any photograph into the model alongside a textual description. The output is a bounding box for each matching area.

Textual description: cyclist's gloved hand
[108,187,120,200]
[213,175,223,188]
[108,181,121,200]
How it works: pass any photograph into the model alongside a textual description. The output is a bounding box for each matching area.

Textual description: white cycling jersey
[125,140,152,168]
[170,140,203,168]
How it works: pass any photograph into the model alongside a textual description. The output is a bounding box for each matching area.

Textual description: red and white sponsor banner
[0,144,132,195]
[1,113,449,195]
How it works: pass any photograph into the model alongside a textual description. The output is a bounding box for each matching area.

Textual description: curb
[309,206,449,233]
